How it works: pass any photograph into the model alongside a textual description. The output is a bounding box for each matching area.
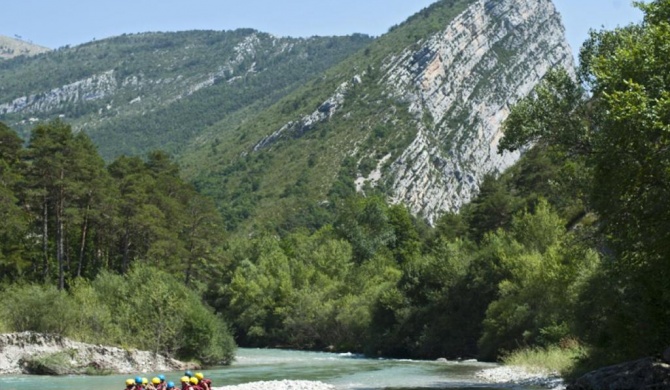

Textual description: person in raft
[180,376,191,390]
[189,377,204,390]
[166,382,176,390]
[125,379,136,390]
[155,375,167,390]
[195,373,212,390]
[135,376,145,390]
[146,377,160,390]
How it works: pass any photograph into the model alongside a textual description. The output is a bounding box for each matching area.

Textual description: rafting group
[124,371,213,390]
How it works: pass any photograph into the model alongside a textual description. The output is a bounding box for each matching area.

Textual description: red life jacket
[200,379,212,390]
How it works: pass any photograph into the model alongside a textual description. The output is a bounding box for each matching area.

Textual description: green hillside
[0,30,372,159]
[181,0,478,232]
[0,35,50,60]
[2,1,669,381]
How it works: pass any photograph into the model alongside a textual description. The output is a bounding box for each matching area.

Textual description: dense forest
[0,0,668,377]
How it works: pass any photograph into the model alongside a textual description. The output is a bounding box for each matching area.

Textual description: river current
[0,348,546,390]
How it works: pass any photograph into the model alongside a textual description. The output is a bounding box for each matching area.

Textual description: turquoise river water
[0,348,548,390]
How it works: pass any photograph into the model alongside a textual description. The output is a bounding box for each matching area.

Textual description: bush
[179,302,236,365]
[502,342,586,375]
[0,265,237,365]
[0,284,75,335]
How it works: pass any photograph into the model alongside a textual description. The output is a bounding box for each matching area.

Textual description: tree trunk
[57,178,65,290]
[122,228,131,273]
[77,203,90,278]
[42,192,49,281]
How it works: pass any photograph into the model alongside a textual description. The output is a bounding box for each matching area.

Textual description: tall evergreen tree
[0,123,30,279]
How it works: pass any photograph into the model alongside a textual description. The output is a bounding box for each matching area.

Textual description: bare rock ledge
[0,332,198,375]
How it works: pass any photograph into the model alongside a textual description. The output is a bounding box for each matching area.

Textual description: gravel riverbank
[213,380,334,390]
[210,368,564,390]
[475,365,565,389]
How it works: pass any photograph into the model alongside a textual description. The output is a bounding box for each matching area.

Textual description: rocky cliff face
[382,0,573,222]
[247,0,573,225]
[0,332,196,375]
[0,33,289,119]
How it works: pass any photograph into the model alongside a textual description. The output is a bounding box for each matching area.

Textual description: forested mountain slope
[0,35,50,60]
[0,30,372,159]
[181,0,574,231]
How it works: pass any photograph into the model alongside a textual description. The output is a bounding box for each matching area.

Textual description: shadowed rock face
[567,357,670,390]
[382,0,574,223]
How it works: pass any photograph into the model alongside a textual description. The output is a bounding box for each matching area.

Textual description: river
[0,348,550,390]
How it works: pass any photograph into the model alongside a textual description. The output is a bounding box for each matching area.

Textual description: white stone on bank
[475,365,565,389]
[213,380,334,390]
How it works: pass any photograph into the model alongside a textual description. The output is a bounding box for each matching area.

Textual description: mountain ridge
[0,29,373,159]
[182,0,574,230]
[0,35,50,60]
[0,0,574,231]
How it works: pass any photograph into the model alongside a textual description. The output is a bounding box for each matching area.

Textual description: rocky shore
[0,332,197,375]
[213,380,334,390]
[475,365,565,389]
[567,356,670,390]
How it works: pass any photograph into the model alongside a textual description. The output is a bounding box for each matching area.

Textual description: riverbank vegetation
[0,266,235,365]
[0,0,668,378]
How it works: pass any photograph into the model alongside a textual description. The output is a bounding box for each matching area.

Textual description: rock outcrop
[256,0,574,224]
[0,332,197,375]
[382,0,573,222]
[567,357,670,390]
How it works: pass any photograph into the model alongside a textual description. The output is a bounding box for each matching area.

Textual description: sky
[2,0,644,59]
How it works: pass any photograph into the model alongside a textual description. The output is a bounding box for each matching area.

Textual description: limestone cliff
[249,0,573,225]
[382,0,573,222]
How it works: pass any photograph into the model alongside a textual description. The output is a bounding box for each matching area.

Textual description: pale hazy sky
[2,0,643,58]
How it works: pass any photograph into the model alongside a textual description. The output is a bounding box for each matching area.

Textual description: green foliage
[497,0,670,366]
[1,284,75,334]
[502,342,587,376]
[0,265,235,365]
[2,0,669,372]
[0,123,30,279]
[498,69,590,155]
[478,201,599,360]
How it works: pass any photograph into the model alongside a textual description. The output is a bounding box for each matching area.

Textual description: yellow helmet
[189,377,199,385]
[126,379,135,386]
[142,378,148,385]
[152,377,161,385]
[195,373,204,380]
[180,376,190,383]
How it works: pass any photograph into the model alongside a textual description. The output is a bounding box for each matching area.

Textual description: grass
[501,343,587,376]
